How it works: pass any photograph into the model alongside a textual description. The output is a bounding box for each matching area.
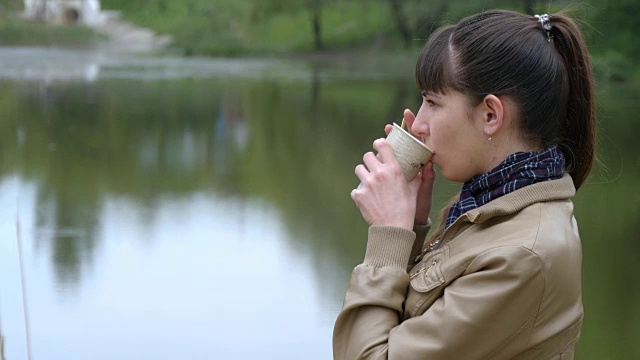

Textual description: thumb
[403,109,416,127]
[408,171,423,193]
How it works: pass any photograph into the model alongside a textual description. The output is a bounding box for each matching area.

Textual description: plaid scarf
[445,145,566,229]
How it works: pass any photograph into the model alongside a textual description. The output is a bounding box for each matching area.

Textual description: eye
[423,98,436,108]
[421,91,436,107]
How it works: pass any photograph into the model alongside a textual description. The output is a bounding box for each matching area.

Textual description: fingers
[353,136,402,197]
[354,164,369,182]
[403,108,425,142]
[372,139,398,165]
[403,109,416,132]
[350,188,359,203]
[387,108,415,136]
[422,161,436,181]
[362,151,379,171]
[419,162,436,190]
[417,162,436,198]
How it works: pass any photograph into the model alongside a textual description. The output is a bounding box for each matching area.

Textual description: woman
[333,10,594,360]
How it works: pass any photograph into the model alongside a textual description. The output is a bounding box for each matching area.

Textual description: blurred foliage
[0,0,637,81]
[583,0,640,60]
[98,0,521,55]
[97,0,640,80]
[1,0,23,12]
[573,80,640,359]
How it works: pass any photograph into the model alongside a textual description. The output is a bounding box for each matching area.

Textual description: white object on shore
[23,0,107,26]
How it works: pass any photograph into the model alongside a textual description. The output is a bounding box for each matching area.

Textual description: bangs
[415,25,458,94]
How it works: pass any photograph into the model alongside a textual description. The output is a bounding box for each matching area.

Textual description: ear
[477,94,504,137]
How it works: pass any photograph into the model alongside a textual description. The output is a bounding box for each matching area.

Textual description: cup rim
[392,123,434,153]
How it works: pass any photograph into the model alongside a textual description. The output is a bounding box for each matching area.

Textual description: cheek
[431,125,473,178]
[432,121,455,145]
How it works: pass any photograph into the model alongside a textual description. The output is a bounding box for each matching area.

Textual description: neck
[482,133,541,173]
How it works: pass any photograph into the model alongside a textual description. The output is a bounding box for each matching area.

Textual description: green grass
[99,0,619,59]
[101,0,404,56]
[0,17,102,46]
[9,0,636,83]
[250,2,395,53]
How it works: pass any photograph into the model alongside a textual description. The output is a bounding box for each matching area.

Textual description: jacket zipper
[436,214,470,249]
[410,260,438,280]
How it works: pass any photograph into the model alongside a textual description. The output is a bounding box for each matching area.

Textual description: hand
[383,109,435,225]
[351,138,422,230]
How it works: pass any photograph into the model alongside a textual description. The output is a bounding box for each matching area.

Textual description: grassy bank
[97,0,589,56]
[100,0,637,82]
[101,0,404,56]
[1,0,636,83]
[0,16,102,47]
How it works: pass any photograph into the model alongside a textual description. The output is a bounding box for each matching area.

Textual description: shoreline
[90,13,171,55]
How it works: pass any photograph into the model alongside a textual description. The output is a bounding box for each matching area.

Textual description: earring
[488,136,492,141]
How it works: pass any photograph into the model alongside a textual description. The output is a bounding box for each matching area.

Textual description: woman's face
[410,90,487,183]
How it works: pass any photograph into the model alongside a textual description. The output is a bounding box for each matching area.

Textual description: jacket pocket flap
[409,249,446,292]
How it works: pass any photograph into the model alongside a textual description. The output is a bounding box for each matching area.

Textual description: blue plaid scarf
[445,145,566,229]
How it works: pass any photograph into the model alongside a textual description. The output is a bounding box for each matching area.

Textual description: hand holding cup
[351,116,434,229]
[384,122,433,181]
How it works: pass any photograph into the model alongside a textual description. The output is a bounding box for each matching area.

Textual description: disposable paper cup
[385,123,433,181]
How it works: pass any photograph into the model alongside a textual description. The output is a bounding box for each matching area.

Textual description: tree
[410,0,449,41]
[387,0,412,48]
[524,0,535,15]
[251,0,323,50]
[307,0,323,50]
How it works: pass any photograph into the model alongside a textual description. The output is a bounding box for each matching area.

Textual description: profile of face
[410,10,595,189]
[410,90,491,183]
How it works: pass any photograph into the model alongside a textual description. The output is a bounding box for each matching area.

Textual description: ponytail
[550,13,596,190]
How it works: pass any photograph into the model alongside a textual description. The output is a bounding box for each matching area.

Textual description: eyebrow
[422,91,442,99]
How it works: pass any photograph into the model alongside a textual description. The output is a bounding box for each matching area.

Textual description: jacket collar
[464,173,576,224]
[435,173,576,253]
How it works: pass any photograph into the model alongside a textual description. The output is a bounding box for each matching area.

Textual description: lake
[0,47,638,359]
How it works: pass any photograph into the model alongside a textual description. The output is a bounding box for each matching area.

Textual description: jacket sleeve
[333,227,546,360]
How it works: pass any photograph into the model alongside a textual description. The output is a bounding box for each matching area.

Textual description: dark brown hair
[417,10,596,244]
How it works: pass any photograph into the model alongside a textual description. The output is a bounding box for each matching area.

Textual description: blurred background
[0,0,638,359]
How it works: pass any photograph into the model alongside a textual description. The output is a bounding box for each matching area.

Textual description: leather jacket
[333,174,583,359]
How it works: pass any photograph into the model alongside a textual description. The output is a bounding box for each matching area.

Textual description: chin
[438,167,468,183]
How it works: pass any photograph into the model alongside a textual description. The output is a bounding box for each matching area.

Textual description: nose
[410,105,430,140]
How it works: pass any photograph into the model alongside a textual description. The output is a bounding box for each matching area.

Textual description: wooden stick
[16,199,32,360]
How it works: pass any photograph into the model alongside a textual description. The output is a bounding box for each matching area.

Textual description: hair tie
[534,14,553,42]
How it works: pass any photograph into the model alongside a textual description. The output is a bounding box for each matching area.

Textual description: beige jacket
[333,174,583,360]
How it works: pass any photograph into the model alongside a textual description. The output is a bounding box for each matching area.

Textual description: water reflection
[1,52,639,359]
[0,47,102,83]
[215,92,249,175]
[1,58,420,358]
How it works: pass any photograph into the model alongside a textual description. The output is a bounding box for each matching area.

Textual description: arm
[333,239,545,360]
[333,225,415,359]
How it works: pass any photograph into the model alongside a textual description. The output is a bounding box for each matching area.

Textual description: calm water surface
[0,47,638,359]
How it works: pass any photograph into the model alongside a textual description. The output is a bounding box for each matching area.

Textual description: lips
[429,153,437,165]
